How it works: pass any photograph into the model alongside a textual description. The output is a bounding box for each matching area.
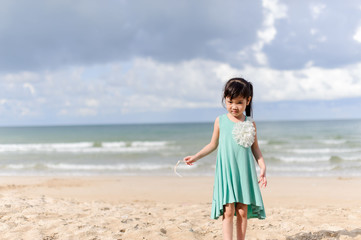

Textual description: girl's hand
[184,155,197,166]
[258,168,267,188]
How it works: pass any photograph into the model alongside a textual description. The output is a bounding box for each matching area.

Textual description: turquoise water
[0,119,360,177]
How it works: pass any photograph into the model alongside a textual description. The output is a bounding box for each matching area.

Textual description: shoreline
[1,176,361,239]
[1,175,360,205]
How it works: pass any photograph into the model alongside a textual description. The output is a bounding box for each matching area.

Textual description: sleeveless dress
[211,114,266,220]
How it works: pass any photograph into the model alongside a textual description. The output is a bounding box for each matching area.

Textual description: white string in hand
[174,159,186,177]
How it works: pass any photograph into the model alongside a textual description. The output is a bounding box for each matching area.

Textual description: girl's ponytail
[246,82,253,117]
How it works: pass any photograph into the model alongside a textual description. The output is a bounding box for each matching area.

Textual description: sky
[1,0,361,126]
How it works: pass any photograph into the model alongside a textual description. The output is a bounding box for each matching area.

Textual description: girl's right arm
[184,117,220,165]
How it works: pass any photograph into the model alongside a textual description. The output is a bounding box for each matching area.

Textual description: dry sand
[0,176,360,240]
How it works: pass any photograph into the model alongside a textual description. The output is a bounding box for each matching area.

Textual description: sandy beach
[0,176,360,240]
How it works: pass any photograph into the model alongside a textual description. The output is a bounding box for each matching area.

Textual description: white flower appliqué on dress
[232,117,255,148]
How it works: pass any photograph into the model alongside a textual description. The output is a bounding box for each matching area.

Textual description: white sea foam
[343,156,361,161]
[319,139,347,145]
[5,164,29,169]
[131,141,168,147]
[3,163,49,170]
[1,162,198,172]
[269,165,337,172]
[257,140,268,145]
[0,141,171,153]
[0,142,93,152]
[278,156,330,163]
[52,163,197,171]
[102,142,127,148]
[290,148,360,154]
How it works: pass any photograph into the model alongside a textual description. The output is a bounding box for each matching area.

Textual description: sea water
[0,119,360,177]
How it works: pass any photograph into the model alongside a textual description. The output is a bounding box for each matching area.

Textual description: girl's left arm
[251,122,267,188]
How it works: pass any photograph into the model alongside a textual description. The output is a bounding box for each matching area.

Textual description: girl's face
[225,95,251,119]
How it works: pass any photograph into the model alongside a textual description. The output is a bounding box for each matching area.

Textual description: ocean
[0,119,360,177]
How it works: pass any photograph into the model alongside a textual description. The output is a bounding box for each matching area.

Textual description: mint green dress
[211,114,266,220]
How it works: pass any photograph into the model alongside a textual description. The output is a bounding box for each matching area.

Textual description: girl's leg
[222,203,235,240]
[235,203,248,240]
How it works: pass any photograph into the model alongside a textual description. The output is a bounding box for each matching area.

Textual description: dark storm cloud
[0,0,262,72]
[263,0,361,70]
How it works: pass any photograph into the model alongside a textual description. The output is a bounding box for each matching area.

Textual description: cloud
[1,0,361,73]
[310,3,326,19]
[0,0,262,72]
[78,108,97,116]
[263,0,361,69]
[85,99,99,108]
[239,0,287,66]
[243,63,361,101]
[353,25,361,43]
[255,97,361,120]
[3,57,361,117]
[259,0,288,44]
[23,83,36,95]
[119,58,361,105]
[1,1,361,125]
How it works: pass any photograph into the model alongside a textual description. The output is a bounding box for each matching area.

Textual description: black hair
[222,77,253,117]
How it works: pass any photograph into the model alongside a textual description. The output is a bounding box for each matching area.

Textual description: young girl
[184,78,267,240]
